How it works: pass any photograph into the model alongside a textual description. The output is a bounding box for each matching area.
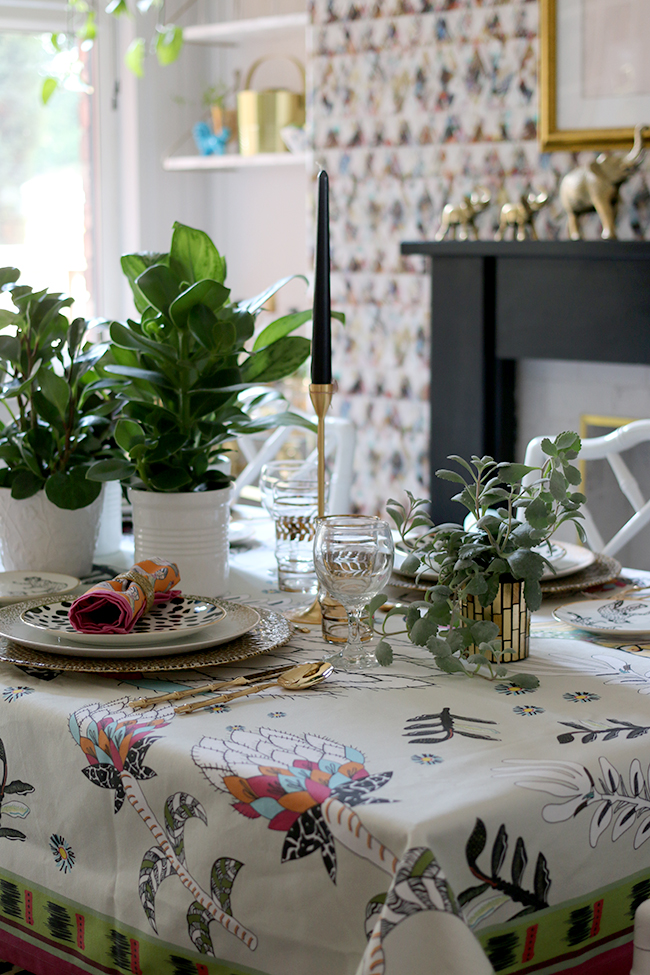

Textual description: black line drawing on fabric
[404,708,500,743]
[459,819,551,930]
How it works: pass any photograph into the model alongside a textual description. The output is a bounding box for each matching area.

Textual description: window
[0,5,93,315]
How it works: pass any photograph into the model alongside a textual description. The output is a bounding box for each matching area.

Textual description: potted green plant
[203,82,233,136]
[0,268,116,575]
[373,432,586,685]
[87,220,316,595]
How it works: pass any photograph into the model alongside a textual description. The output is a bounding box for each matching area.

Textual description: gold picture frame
[539,0,643,151]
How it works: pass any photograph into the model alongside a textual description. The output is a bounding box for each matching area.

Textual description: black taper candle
[312,169,332,384]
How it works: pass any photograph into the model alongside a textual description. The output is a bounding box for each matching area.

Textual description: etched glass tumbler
[313,515,394,671]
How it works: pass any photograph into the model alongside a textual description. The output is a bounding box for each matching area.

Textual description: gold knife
[129,663,297,710]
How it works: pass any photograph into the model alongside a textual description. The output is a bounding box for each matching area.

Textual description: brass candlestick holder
[288,382,334,625]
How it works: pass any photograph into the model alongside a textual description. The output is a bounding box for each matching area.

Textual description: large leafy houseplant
[0,268,115,509]
[88,221,316,493]
[372,432,587,685]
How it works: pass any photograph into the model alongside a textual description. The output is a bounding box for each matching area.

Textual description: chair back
[523,420,650,556]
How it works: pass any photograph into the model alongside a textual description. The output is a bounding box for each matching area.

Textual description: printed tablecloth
[1,528,650,975]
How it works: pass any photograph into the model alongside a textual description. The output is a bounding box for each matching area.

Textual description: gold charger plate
[540,553,622,595]
[388,553,622,599]
[387,573,429,594]
[0,599,293,673]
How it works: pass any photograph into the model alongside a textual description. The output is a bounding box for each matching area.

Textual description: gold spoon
[174,661,333,715]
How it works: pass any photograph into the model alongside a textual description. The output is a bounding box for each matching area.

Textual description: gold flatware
[175,660,333,715]
[129,663,297,710]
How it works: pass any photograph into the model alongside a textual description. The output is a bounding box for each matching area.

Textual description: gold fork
[129,663,297,710]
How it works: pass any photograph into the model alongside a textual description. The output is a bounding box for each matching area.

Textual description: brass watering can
[237,55,305,156]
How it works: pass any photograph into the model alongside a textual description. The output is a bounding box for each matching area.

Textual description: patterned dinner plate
[0,601,287,672]
[0,596,257,658]
[19,595,227,648]
[0,570,80,606]
[553,597,650,638]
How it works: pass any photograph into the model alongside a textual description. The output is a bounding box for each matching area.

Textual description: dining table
[0,511,649,975]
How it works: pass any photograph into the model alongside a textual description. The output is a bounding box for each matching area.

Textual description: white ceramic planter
[94,480,124,560]
[0,486,104,577]
[129,487,230,596]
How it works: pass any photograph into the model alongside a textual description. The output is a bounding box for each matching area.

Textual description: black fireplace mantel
[399,239,650,521]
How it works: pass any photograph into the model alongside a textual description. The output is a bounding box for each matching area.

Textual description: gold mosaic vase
[462,577,530,662]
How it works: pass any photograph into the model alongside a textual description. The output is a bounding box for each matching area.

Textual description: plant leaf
[436,469,467,484]
[375,640,393,666]
[237,274,308,315]
[524,495,550,530]
[510,672,539,689]
[45,471,102,510]
[86,458,136,481]
[240,336,310,384]
[10,471,43,500]
[121,254,166,313]
[115,418,145,453]
[41,77,58,104]
[170,221,226,285]
[136,264,179,317]
[109,321,176,361]
[169,279,230,327]
[125,36,146,77]
[155,23,183,67]
[39,370,69,417]
[497,463,536,483]
[252,310,312,351]
[506,548,545,581]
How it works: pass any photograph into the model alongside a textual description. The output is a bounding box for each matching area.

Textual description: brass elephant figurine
[494,191,549,241]
[560,124,646,240]
[435,188,491,241]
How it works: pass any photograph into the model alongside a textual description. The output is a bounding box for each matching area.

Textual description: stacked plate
[392,541,619,595]
[0,592,260,659]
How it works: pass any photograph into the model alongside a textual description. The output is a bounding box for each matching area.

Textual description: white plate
[0,571,80,606]
[554,597,650,638]
[542,541,596,579]
[0,597,260,658]
[393,540,596,583]
[21,596,227,647]
[229,521,256,546]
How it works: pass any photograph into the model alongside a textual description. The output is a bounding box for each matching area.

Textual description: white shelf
[163,151,309,172]
[183,12,307,45]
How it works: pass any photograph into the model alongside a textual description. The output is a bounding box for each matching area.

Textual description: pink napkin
[69,558,181,634]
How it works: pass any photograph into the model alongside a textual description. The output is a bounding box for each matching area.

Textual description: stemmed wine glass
[313,515,394,671]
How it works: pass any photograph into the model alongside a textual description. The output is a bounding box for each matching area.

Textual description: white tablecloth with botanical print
[1,525,650,975]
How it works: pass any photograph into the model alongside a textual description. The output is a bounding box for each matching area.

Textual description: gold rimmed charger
[539,553,622,596]
[0,598,293,673]
[387,554,623,602]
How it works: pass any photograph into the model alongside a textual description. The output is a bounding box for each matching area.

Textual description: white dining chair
[230,402,356,515]
[631,899,650,974]
[523,420,650,557]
